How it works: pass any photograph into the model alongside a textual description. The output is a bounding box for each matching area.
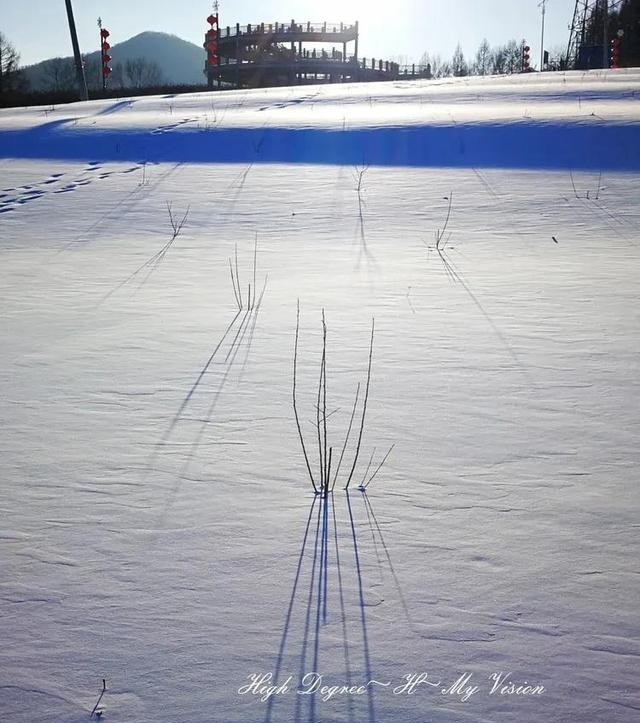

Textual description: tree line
[416,38,532,78]
[36,55,164,91]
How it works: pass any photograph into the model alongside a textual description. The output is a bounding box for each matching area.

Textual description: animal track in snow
[150,118,198,135]
[0,164,143,214]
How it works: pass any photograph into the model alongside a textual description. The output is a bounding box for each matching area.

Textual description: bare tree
[125,57,164,88]
[420,52,451,78]
[451,43,469,77]
[42,57,76,91]
[504,39,522,74]
[0,31,26,94]
[491,45,508,74]
[474,38,492,76]
[82,57,102,91]
[111,61,125,89]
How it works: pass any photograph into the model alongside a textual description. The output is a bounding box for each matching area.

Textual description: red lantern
[100,27,112,86]
[205,14,219,74]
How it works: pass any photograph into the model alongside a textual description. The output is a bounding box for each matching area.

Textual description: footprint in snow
[17,192,44,204]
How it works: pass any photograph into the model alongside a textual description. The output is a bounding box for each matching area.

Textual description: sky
[2,0,578,69]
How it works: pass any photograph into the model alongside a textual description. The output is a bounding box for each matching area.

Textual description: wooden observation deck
[205,20,403,88]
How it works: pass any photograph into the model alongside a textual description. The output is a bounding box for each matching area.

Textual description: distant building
[204,20,404,88]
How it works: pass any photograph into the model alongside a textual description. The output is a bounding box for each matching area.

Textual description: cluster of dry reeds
[293,303,393,496]
[228,234,260,311]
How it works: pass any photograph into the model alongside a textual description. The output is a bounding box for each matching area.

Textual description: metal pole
[98,17,106,92]
[540,0,547,71]
[65,0,88,100]
[602,0,608,69]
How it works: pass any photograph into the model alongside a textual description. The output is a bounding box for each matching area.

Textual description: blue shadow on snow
[0,120,638,171]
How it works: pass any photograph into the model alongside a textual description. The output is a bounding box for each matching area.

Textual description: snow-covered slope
[1,71,639,723]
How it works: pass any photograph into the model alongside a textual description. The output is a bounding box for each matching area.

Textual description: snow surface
[1,70,639,723]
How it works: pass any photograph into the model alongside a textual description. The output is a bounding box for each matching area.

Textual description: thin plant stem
[345,318,375,489]
[331,382,360,491]
[322,310,328,491]
[436,192,453,250]
[252,233,258,310]
[229,258,241,310]
[235,244,243,309]
[359,447,376,488]
[569,169,579,199]
[363,443,395,489]
[316,328,325,493]
[293,300,317,492]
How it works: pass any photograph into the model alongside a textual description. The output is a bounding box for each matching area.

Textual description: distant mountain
[24,31,206,91]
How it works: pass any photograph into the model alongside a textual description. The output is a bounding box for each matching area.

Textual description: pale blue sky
[3,0,577,68]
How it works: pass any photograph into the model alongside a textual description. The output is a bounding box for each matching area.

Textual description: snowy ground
[1,70,639,723]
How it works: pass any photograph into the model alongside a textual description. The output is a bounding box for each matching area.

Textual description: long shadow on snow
[265,491,379,723]
[1,122,639,171]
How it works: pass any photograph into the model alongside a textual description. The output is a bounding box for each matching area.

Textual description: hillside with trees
[24,31,204,93]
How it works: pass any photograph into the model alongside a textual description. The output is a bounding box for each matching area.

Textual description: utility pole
[64,0,89,101]
[539,0,547,70]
